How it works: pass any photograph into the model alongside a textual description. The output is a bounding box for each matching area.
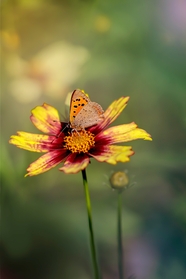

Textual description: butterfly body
[69,89,104,130]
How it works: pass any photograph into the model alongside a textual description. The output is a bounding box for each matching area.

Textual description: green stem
[82,169,100,279]
[117,192,124,279]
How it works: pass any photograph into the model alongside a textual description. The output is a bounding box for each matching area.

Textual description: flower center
[64,130,95,153]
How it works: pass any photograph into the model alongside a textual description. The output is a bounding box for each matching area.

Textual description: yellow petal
[9,132,59,152]
[104,96,129,122]
[59,153,90,174]
[25,149,68,176]
[31,103,62,134]
[90,145,134,164]
[90,96,130,133]
[96,123,152,143]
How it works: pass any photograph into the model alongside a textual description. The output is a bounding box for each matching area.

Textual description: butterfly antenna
[51,121,69,143]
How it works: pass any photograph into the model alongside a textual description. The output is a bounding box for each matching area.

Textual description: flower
[9,96,152,176]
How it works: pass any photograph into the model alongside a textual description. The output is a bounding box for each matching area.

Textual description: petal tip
[144,134,152,141]
[125,96,130,101]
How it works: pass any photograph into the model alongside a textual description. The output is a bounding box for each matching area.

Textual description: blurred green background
[1,0,186,278]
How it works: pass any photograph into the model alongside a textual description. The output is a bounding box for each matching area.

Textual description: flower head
[9,94,152,176]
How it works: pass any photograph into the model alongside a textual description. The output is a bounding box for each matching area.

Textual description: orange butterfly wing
[69,89,89,123]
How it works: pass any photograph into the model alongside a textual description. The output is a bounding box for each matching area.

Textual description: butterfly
[69,89,105,130]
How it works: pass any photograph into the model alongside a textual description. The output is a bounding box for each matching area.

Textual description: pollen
[64,130,95,153]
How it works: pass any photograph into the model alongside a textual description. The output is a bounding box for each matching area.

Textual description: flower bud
[109,171,129,191]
